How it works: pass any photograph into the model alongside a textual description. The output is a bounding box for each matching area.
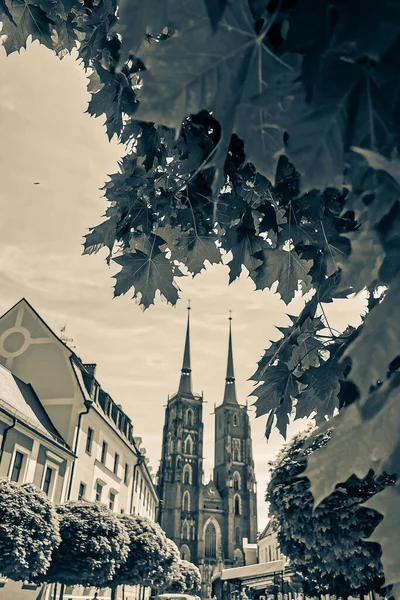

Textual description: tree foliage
[109,514,176,589]
[179,560,202,593]
[162,554,202,594]
[266,430,396,597]
[38,502,129,587]
[0,479,60,582]
[1,0,400,592]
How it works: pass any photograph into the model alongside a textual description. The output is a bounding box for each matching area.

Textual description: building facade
[0,299,159,600]
[157,309,258,598]
[257,521,285,565]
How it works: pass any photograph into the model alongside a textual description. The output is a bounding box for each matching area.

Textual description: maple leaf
[170,233,221,276]
[1,0,55,54]
[221,216,266,282]
[351,148,400,189]
[329,0,400,62]
[366,484,400,590]
[203,0,229,30]
[87,63,137,139]
[287,317,324,372]
[113,250,183,308]
[305,373,400,508]
[135,0,301,183]
[338,228,384,293]
[255,248,313,304]
[83,215,118,264]
[116,0,167,65]
[344,275,400,399]
[251,363,298,436]
[51,15,80,54]
[299,356,345,421]
[287,57,363,190]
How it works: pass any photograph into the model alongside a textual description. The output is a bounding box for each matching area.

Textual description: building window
[235,526,241,546]
[234,494,241,515]
[124,463,129,485]
[139,476,143,499]
[186,409,193,426]
[101,441,108,465]
[109,491,116,511]
[232,439,241,462]
[205,522,217,558]
[182,521,189,539]
[233,414,238,426]
[181,544,191,561]
[184,436,193,455]
[95,482,103,502]
[42,466,53,496]
[233,471,241,491]
[183,463,192,485]
[78,482,86,500]
[10,451,25,482]
[120,508,125,514]
[86,427,94,454]
[182,490,190,512]
[113,452,119,475]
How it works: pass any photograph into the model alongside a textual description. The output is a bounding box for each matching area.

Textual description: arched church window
[182,520,189,540]
[186,408,193,426]
[233,414,238,426]
[205,522,217,558]
[182,490,191,512]
[180,544,191,561]
[234,494,241,515]
[183,463,192,485]
[235,526,241,546]
[184,436,193,455]
[233,471,241,491]
[232,439,241,462]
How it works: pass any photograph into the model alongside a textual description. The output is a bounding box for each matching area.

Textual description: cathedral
[157,307,258,598]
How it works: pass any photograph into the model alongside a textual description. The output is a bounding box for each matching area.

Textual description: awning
[221,560,286,588]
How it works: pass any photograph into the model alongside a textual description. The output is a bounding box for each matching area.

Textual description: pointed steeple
[179,302,192,394]
[223,312,238,404]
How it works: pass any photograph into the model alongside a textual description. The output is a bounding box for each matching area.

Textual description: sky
[0,41,367,529]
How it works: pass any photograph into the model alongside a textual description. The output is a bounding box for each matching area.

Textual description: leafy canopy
[109,514,176,589]
[1,0,400,593]
[38,502,129,587]
[0,479,60,582]
[266,430,396,597]
[163,558,202,594]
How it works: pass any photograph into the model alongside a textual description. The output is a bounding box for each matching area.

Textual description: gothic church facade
[157,309,257,597]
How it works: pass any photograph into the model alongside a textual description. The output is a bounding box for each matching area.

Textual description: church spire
[179,302,192,394]
[223,312,238,404]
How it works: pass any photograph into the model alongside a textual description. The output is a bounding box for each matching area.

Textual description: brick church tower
[157,308,257,598]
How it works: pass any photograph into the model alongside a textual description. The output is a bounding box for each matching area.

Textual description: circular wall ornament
[0,327,31,359]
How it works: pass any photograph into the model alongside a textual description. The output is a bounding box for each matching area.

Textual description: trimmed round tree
[180,560,201,593]
[39,502,129,590]
[160,540,190,593]
[109,514,177,598]
[162,558,201,593]
[266,429,396,597]
[0,479,60,581]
